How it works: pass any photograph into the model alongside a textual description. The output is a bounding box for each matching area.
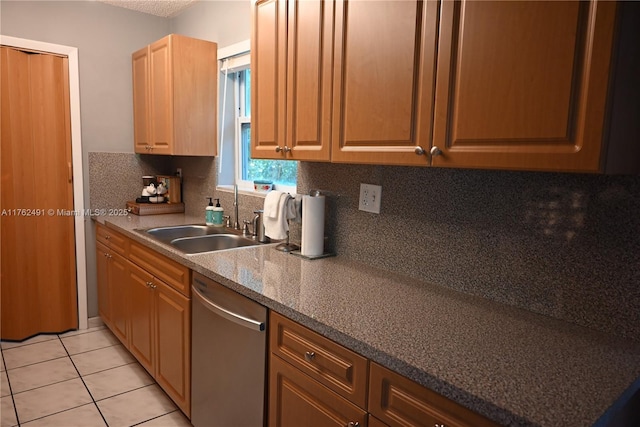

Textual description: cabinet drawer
[270,312,368,409]
[129,240,191,297]
[369,363,498,427]
[96,223,128,256]
[270,354,367,427]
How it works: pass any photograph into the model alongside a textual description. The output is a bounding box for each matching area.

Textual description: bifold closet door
[1,46,77,340]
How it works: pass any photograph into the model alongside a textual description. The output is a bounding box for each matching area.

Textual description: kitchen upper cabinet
[132,34,217,156]
[331,0,439,166]
[251,0,333,161]
[430,0,619,172]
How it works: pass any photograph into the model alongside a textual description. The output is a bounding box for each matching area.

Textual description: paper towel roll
[301,195,325,257]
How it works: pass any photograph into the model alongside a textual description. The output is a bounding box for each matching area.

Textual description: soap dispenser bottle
[206,197,215,225]
[212,199,224,227]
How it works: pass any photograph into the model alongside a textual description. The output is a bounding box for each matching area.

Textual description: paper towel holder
[275,226,299,252]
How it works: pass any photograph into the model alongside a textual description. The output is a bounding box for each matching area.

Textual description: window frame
[217,41,297,196]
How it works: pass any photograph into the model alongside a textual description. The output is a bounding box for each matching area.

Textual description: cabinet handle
[414,146,425,155]
[145,281,152,287]
[430,146,442,157]
[347,423,360,427]
[304,351,315,362]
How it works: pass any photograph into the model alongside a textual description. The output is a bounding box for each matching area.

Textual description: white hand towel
[264,192,291,240]
[264,190,284,218]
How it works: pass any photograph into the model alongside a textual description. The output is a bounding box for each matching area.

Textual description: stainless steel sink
[171,234,259,253]
[138,224,263,254]
[145,225,230,244]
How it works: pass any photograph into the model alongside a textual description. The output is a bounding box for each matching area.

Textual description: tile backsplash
[89,152,639,341]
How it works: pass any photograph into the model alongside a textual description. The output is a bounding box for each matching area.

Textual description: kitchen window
[217,43,297,194]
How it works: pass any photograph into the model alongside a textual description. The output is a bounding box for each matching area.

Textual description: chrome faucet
[233,184,240,230]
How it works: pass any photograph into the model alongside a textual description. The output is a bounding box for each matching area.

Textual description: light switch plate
[359,183,382,214]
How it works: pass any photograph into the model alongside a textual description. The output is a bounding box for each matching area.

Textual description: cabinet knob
[150,283,157,289]
[146,281,152,287]
[304,351,315,362]
[347,423,360,427]
[414,146,426,156]
[275,146,283,153]
[105,235,111,240]
[283,146,291,153]
[430,146,442,157]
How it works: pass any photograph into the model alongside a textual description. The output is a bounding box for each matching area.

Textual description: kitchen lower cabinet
[127,260,191,417]
[95,223,191,418]
[109,252,130,345]
[96,240,130,345]
[154,281,191,417]
[128,262,155,373]
[368,363,498,427]
[270,354,367,427]
[269,312,498,427]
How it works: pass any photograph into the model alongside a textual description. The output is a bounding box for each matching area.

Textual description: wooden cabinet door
[155,280,191,417]
[331,0,438,166]
[369,363,497,427]
[96,242,111,327]
[431,0,617,172]
[128,262,155,374]
[269,354,367,427]
[132,46,150,154]
[252,0,288,160]
[285,0,333,161]
[108,252,130,345]
[148,36,173,155]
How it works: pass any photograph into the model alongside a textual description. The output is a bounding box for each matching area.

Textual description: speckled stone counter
[98,214,640,427]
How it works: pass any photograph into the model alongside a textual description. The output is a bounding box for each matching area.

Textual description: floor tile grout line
[1,350,20,427]
[78,360,139,378]
[57,334,111,427]
[129,409,181,427]
[2,355,69,373]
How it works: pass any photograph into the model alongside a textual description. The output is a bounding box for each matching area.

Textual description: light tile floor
[1,318,192,427]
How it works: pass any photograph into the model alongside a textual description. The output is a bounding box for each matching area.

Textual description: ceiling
[98,0,198,18]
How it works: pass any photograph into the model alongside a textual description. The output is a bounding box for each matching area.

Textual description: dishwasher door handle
[193,285,266,332]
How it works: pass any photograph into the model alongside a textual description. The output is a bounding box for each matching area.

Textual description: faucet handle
[242,220,251,236]
[223,215,231,228]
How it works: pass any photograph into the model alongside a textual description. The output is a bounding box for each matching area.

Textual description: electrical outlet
[359,183,382,214]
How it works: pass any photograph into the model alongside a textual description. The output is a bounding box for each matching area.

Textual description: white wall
[170,0,251,46]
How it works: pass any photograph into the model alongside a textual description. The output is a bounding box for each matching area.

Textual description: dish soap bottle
[212,198,224,227]
[205,197,215,225]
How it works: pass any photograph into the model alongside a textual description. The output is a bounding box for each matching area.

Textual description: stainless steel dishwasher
[191,272,267,427]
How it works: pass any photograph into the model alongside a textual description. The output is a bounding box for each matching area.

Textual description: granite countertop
[98,214,640,426]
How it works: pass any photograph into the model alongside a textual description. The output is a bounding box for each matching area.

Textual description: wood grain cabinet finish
[269,354,367,427]
[270,311,368,408]
[95,224,191,418]
[331,0,439,166]
[431,0,619,172]
[132,34,217,156]
[368,363,498,427]
[128,239,191,297]
[251,0,333,161]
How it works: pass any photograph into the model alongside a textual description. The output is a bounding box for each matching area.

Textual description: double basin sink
[138,225,264,254]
